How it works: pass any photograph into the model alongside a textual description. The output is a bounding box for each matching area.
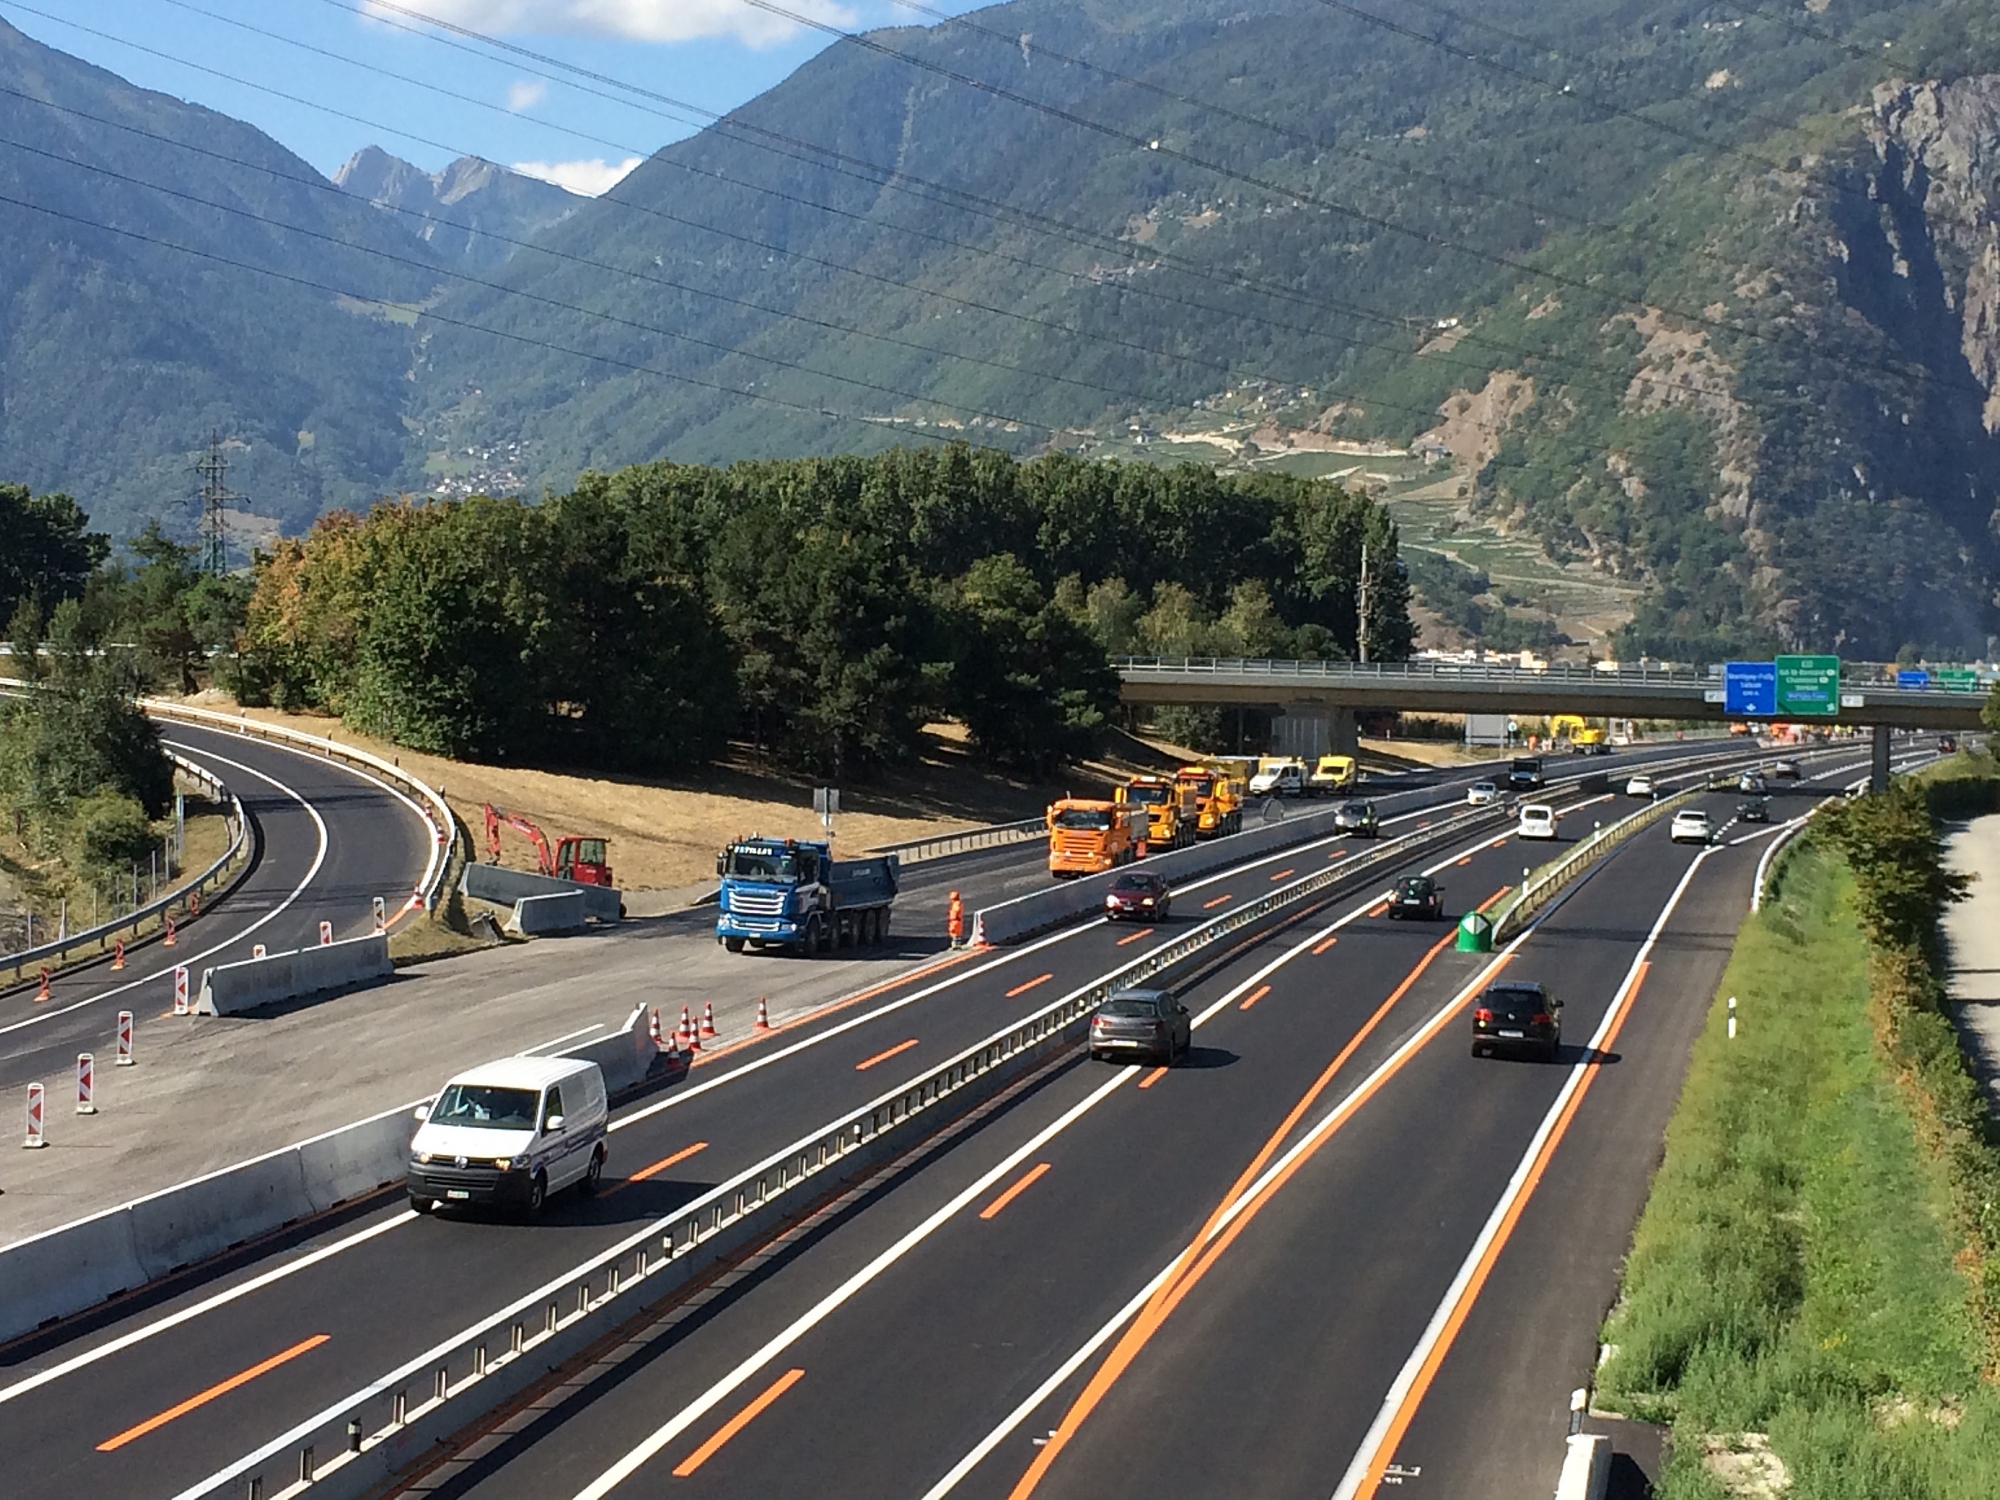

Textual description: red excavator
[483,804,614,887]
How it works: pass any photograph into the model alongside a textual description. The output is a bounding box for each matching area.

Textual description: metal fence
[178,802,1502,1500]
[865,817,1046,865]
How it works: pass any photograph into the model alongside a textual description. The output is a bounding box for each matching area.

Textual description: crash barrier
[1554,1434,1612,1500]
[502,892,588,938]
[139,699,459,916]
[557,1004,661,1095]
[0,749,249,991]
[0,1104,412,1345]
[865,817,1045,867]
[1751,797,1838,914]
[463,863,622,923]
[173,804,1518,1500]
[195,934,393,1016]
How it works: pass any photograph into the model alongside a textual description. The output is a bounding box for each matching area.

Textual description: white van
[407,1055,608,1215]
[1250,761,1307,797]
[1516,804,1558,841]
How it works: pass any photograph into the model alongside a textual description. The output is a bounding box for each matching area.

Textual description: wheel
[1089,1049,1103,1062]
[408,1193,434,1214]
[1545,1038,1561,1064]
[1471,1042,1487,1058]
[580,1146,605,1195]
[724,936,746,953]
[526,1171,547,1217]
[800,918,822,957]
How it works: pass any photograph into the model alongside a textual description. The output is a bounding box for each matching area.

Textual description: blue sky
[3,0,979,193]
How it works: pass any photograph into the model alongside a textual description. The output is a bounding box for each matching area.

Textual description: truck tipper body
[1175,765,1244,838]
[1115,775,1199,851]
[715,837,899,955]
[1047,799,1148,878]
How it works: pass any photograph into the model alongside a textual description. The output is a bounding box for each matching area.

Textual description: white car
[1771,760,1801,780]
[1516,804,1558,840]
[1465,781,1499,806]
[1625,774,1656,798]
[1670,809,1713,845]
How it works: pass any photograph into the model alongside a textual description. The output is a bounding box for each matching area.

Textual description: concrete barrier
[505,892,587,937]
[0,1101,412,1343]
[558,1004,661,1095]
[195,934,392,1015]
[1554,1433,1611,1500]
[463,863,621,923]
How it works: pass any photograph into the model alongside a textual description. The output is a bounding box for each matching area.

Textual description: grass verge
[1596,840,2000,1499]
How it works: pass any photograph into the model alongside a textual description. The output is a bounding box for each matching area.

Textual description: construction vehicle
[714,836,899,955]
[1572,725,1610,755]
[483,804,614,886]
[1115,775,1199,851]
[1175,765,1245,839]
[1047,798,1149,878]
[1308,753,1359,795]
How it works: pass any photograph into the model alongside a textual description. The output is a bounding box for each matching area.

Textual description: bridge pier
[1268,705,1358,760]
[1872,724,1891,793]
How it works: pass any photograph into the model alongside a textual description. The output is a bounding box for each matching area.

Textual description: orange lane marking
[1312,935,1340,956]
[1115,928,1154,947]
[1203,894,1233,910]
[686,947,988,1069]
[1005,972,1054,999]
[1269,868,1295,882]
[1136,1067,1170,1090]
[671,1367,806,1478]
[605,1142,708,1194]
[1006,929,1469,1500]
[1455,856,1473,866]
[98,1334,330,1451]
[1366,901,1389,917]
[980,1161,1053,1220]
[1239,984,1272,1011]
[854,1038,919,1071]
[1355,961,1650,1496]
[1476,885,1511,914]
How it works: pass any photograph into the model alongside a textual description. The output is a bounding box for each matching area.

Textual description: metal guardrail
[865,817,1046,865]
[1490,785,1709,943]
[180,802,1504,1500]
[1,753,250,989]
[1114,655,1994,689]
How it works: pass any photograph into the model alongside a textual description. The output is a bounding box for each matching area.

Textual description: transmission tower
[192,431,243,575]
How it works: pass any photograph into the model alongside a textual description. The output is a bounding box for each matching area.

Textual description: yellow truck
[1046,798,1149,878]
[1175,765,1245,839]
[1308,753,1359,796]
[1115,775,1200,851]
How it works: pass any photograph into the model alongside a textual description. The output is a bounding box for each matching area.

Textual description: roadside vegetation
[1598,758,2000,1497]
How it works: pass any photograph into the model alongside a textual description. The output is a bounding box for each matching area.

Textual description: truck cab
[715,837,899,955]
[1047,799,1147,878]
[1507,756,1545,792]
[1175,766,1244,839]
[1116,775,1198,851]
[1250,758,1307,797]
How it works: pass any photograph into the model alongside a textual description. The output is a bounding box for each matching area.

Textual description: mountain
[333,148,580,273]
[0,16,438,541]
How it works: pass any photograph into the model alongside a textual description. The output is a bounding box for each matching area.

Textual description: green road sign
[1938,668,1982,692]
[1775,654,1841,716]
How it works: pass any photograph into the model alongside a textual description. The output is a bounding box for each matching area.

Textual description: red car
[1104,872,1172,922]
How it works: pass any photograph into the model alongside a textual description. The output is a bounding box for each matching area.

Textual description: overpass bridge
[1115,656,1988,779]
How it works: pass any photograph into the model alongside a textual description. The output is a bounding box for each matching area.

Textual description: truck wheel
[724,937,745,954]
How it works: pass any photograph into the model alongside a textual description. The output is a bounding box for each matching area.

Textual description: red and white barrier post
[116,1010,134,1066]
[112,939,126,972]
[319,920,333,946]
[24,1083,46,1148]
[76,1053,96,1115]
[172,966,190,1016]
[252,943,266,960]
[372,896,387,935]
[163,914,177,947]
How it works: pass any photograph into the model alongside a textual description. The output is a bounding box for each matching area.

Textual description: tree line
[236,448,1413,776]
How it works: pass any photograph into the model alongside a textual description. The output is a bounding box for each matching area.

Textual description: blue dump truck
[715,837,901,956]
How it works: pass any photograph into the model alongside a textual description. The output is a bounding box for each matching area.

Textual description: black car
[1736,797,1770,824]
[1471,981,1563,1061]
[1388,875,1444,920]
[1104,872,1171,922]
[1333,800,1382,838]
[1089,988,1192,1065]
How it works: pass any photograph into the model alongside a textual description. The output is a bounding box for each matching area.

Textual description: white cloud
[511,155,645,196]
[367,1,856,48]
[506,78,548,112]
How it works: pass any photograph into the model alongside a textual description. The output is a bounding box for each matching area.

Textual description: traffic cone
[755,997,772,1031]
[680,1004,692,1038]
[685,1014,701,1052]
[648,1007,664,1048]
[111,940,126,972]
[163,914,177,947]
[37,967,51,1003]
[701,1001,717,1037]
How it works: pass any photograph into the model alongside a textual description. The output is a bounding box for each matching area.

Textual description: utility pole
[193,430,243,576]
[1356,542,1372,665]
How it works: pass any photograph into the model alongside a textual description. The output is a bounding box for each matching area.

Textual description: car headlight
[1105,896,1119,908]
[416,1152,433,1165]
[495,1157,516,1170]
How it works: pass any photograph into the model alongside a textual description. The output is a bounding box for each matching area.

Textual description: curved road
[0,722,435,1096]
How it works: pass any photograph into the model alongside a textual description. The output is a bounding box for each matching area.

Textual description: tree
[0,483,108,625]
[1818,783,1970,956]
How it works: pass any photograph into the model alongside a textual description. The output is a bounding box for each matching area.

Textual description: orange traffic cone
[648,1007,664,1048]
[163,914,177,947]
[111,940,126,972]
[37,966,51,1002]
[702,1001,717,1037]
[755,997,772,1031]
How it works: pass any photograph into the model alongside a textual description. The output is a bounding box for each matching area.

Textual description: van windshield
[430,1084,539,1130]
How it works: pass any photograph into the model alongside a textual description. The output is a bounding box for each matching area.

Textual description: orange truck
[1175,764,1245,839]
[1115,774,1200,852]
[1046,798,1149,878]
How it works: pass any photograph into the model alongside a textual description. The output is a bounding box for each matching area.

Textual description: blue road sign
[1724,661,1778,717]
[1896,669,1931,689]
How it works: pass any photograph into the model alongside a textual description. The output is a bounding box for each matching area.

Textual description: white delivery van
[407,1055,608,1216]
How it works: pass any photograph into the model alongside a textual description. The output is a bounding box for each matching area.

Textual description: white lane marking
[1328,847,1716,1500]
[522,1023,606,1055]
[0,745,329,1038]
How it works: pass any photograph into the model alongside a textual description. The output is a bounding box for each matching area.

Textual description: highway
[0,731,1861,1500]
[0,722,437,1096]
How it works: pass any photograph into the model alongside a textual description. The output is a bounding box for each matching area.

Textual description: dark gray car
[1089,988,1192,1065]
